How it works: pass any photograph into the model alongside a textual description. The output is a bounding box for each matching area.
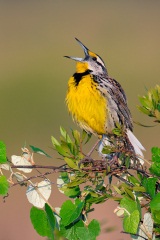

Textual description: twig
[11,164,67,170]
[87,139,100,157]
[11,170,56,187]
[121,231,148,240]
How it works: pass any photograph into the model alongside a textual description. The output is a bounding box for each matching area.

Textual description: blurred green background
[0,1,160,240]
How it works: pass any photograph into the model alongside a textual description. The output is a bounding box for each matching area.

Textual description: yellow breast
[66,74,107,135]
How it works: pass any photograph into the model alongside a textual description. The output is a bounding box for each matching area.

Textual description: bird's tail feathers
[126,129,145,157]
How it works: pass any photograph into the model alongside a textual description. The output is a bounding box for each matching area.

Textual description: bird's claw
[78,157,95,168]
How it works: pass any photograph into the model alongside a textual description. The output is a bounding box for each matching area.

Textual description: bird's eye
[92,57,97,61]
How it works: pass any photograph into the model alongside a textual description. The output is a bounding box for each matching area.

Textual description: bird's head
[65,38,108,75]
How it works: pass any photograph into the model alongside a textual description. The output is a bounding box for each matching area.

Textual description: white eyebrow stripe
[97,56,105,67]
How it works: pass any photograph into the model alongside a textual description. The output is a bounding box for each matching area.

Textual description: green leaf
[120,197,138,214]
[112,125,122,136]
[63,186,81,198]
[29,145,51,158]
[137,106,151,115]
[135,197,142,220]
[112,185,122,195]
[155,109,160,120]
[61,219,100,240]
[60,219,84,240]
[150,193,160,211]
[138,85,160,121]
[151,210,160,224]
[152,147,160,162]
[72,130,81,145]
[64,157,78,169]
[132,186,146,192]
[60,172,70,183]
[60,141,71,154]
[157,103,160,112]
[149,163,160,176]
[85,133,92,144]
[54,145,70,157]
[51,136,60,147]
[125,156,130,168]
[60,200,84,226]
[30,206,54,239]
[142,177,157,198]
[0,175,9,195]
[67,142,78,156]
[128,176,140,185]
[123,186,135,200]
[45,203,56,232]
[149,148,160,176]
[155,227,160,233]
[67,178,86,187]
[76,227,91,239]
[88,219,101,238]
[82,130,92,144]
[123,210,140,234]
[60,126,67,138]
[60,126,72,143]
[86,193,110,204]
[0,141,7,164]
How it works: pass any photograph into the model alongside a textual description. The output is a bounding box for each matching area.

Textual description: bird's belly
[66,77,107,135]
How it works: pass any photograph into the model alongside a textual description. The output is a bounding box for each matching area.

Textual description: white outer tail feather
[126,129,145,157]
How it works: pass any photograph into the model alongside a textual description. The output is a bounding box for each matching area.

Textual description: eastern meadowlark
[65,38,145,158]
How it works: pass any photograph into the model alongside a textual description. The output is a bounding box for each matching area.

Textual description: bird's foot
[78,156,95,168]
[108,152,120,166]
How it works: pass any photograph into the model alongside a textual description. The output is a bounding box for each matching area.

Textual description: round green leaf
[60,200,84,226]
[0,141,7,164]
[150,193,160,211]
[123,210,140,234]
[0,175,9,196]
[30,206,54,239]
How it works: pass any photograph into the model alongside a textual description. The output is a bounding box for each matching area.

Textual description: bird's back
[96,75,133,132]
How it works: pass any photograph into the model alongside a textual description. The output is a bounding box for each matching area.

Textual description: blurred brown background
[0,1,160,239]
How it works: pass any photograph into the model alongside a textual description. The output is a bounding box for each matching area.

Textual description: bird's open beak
[75,38,89,57]
[64,38,89,62]
[64,56,84,61]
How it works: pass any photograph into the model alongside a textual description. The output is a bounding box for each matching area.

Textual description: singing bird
[65,38,145,158]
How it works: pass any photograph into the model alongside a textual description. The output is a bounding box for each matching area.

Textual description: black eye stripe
[92,55,105,68]
[92,57,103,68]
[97,61,103,68]
[92,57,97,61]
